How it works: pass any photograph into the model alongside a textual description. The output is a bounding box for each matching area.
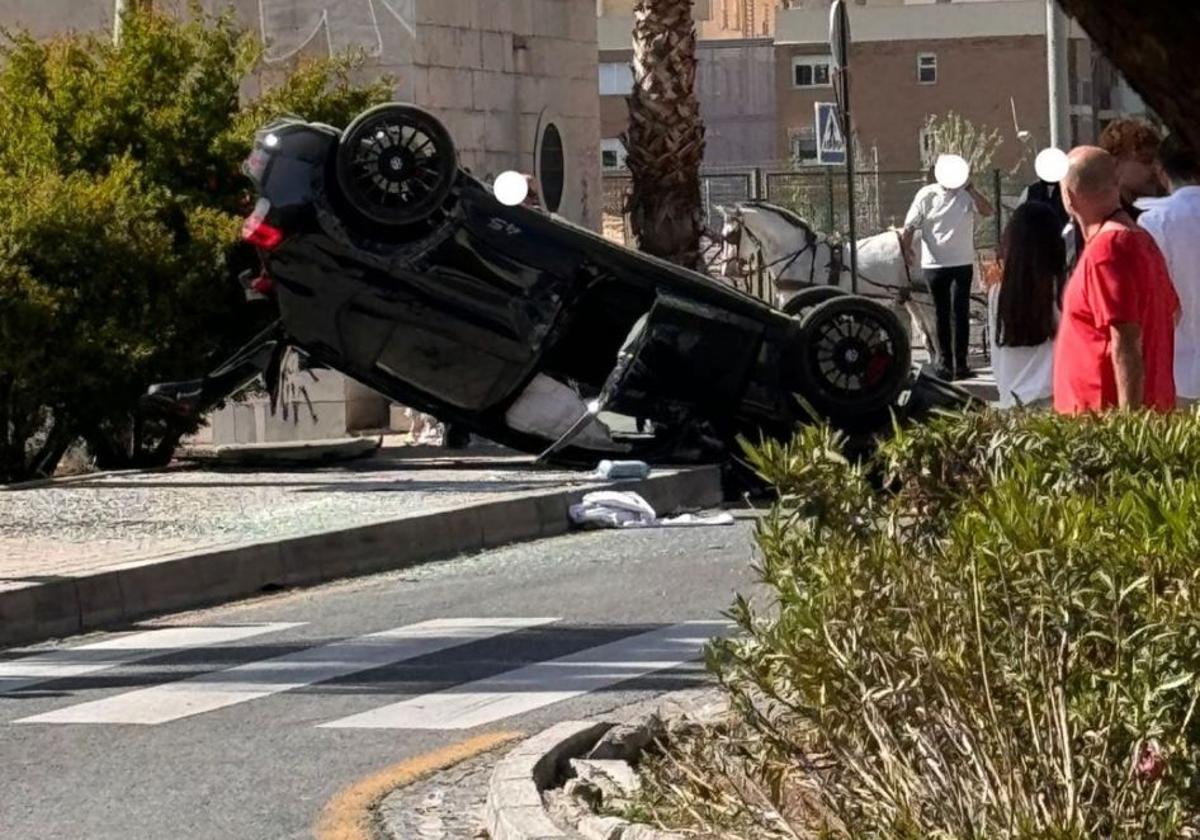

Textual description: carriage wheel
[335,104,457,228]
[782,286,848,319]
[796,296,912,419]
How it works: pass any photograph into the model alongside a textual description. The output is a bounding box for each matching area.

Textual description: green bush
[0,6,391,482]
[703,412,1200,838]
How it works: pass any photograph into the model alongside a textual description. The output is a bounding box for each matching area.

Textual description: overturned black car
[147,104,971,465]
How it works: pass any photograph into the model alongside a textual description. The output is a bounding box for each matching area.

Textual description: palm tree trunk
[1056,1,1200,156]
[623,0,707,271]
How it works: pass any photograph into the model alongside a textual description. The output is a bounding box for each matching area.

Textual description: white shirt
[1139,186,1200,399]
[987,285,1054,409]
[904,184,977,269]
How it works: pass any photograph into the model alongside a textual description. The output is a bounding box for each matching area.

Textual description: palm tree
[622,0,707,271]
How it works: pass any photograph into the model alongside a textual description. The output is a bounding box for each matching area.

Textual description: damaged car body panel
[146,104,973,465]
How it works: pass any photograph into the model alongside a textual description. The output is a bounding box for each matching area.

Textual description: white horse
[716,201,936,351]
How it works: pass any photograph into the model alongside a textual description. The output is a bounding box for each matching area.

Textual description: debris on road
[569,491,734,530]
[592,460,652,480]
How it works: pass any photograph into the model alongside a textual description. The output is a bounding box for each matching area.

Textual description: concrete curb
[486,721,612,840]
[0,466,722,648]
[483,688,729,840]
[179,436,382,465]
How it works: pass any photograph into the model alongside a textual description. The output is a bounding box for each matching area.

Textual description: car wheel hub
[814,316,893,394]
[380,149,411,180]
[350,121,445,210]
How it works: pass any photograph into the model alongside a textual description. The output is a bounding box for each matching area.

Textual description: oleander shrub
[0,6,390,482]
[670,411,1200,838]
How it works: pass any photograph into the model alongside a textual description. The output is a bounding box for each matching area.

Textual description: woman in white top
[988,202,1067,409]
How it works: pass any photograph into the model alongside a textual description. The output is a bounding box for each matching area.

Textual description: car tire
[781,286,847,319]
[334,103,457,228]
[795,296,912,420]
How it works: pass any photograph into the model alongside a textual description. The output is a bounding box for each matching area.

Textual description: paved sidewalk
[3,448,581,580]
[913,349,1001,404]
[1,445,722,646]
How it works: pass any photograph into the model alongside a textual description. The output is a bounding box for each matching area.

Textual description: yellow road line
[314,730,523,840]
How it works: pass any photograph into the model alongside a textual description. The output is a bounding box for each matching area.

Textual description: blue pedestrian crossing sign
[815,102,846,166]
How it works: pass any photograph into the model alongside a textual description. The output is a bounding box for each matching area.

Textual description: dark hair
[997,202,1066,348]
[1159,133,1200,185]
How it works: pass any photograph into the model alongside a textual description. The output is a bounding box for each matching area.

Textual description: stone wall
[0,0,603,444]
[0,0,601,227]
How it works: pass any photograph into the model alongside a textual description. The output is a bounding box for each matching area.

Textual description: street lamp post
[1046,0,1071,148]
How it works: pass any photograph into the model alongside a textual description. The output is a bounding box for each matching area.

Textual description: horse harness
[730,207,921,300]
[733,209,834,289]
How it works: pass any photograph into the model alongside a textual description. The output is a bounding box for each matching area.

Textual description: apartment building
[778,0,1053,172]
[598,0,1149,173]
[599,0,779,168]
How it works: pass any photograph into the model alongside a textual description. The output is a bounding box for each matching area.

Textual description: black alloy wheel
[796,295,912,419]
[335,104,457,227]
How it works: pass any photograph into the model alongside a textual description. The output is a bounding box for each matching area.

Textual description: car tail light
[242,198,283,249]
[242,212,284,250]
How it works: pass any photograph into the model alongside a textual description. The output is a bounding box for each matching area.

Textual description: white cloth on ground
[568,491,735,530]
[406,409,445,445]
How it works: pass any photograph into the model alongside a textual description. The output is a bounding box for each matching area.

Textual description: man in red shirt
[1054,146,1179,413]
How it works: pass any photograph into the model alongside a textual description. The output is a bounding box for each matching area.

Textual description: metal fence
[601,166,1024,361]
[602,168,755,243]
[602,166,1026,257]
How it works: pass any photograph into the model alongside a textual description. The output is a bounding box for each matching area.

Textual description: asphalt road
[0,521,759,840]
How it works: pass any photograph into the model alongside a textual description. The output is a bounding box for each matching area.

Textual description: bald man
[1054,147,1179,413]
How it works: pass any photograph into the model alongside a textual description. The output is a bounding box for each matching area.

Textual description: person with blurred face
[522,174,544,210]
[901,161,995,381]
[1099,118,1165,216]
[1139,134,1200,405]
[1054,147,1178,413]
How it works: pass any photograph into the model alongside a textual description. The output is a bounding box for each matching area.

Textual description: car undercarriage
[145,104,975,467]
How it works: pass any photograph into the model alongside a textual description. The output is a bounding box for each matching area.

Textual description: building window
[1072,78,1094,108]
[790,126,818,165]
[793,56,833,89]
[917,53,938,85]
[539,123,565,213]
[598,62,633,96]
[601,138,627,171]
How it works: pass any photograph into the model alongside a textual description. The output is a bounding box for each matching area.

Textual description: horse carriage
[144,104,972,467]
[712,200,993,362]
